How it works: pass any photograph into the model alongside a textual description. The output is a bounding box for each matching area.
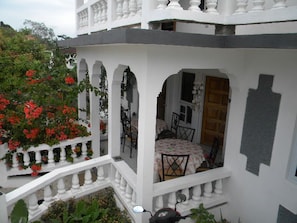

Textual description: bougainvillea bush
[0,24,95,175]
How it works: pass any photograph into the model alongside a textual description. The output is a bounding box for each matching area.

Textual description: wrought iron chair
[156,129,177,140]
[196,137,220,172]
[159,153,190,181]
[121,108,138,158]
[171,112,180,134]
[176,125,195,142]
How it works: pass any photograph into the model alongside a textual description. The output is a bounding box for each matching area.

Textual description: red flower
[46,128,55,137]
[8,115,21,125]
[31,171,38,177]
[24,100,43,119]
[65,76,75,85]
[25,70,36,78]
[0,95,10,111]
[56,131,68,141]
[31,164,41,171]
[8,139,20,151]
[23,128,40,140]
[62,105,76,115]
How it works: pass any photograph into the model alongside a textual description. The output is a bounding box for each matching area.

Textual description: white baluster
[84,169,93,186]
[250,0,265,12]
[214,179,223,194]
[115,170,121,186]
[125,184,132,202]
[123,0,129,18]
[181,189,189,205]
[192,185,202,203]
[57,178,66,196]
[92,3,99,24]
[131,191,136,206]
[85,10,89,26]
[116,0,123,19]
[129,0,137,16]
[155,196,163,212]
[35,151,41,163]
[167,0,183,10]
[12,152,18,168]
[28,194,39,217]
[157,0,168,10]
[43,185,53,206]
[71,144,77,161]
[272,0,286,9]
[48,149,54,166]
[189,0,202,11]
[168,192,176,209]
[102,1,108,22]
[234,0,248,14]
[72,173,80,193]
[60,146,66,162]
[82,142,87,157]
[120,177,127,193]
[23,152,30,166]
[96,166,105,181]
[206,0,218,14]
[137,0,142,14]
[204,182,213,198]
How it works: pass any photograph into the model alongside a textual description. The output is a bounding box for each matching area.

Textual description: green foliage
[0,22,98,174]
[191,204,217,223]
[190,203,232,223]
[10,199,28,223]
[38,188,131,223]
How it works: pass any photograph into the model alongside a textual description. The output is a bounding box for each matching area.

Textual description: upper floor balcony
[76,0,297,36]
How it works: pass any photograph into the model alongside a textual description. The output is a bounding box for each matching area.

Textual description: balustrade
[3,154,231,222]
[5,136,93,177]
[153,168,231,214]
[5,156,111,221]
[76,0,295,34]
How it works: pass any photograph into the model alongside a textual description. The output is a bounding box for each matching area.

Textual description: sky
[0,0,76,37]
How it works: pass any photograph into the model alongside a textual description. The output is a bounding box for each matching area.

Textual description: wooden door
[201,76,229,147]
[157,81,167,120]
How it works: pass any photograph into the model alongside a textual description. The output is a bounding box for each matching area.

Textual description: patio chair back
[159,153,190,181]
[176,125,195,142]
[171,112,180,133]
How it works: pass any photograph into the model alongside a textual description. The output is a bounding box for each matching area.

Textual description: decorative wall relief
[240,74,281,175]
[277,205,297,223]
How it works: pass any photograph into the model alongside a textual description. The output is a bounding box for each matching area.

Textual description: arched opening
[120,67,139,166]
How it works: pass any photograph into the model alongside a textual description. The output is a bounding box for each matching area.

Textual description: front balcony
[76,0,297,35]
[0,154,231,222]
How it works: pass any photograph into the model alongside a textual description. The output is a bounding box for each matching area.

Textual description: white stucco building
[1,1,297,222]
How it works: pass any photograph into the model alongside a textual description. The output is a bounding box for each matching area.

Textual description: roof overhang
[58,28,297,49]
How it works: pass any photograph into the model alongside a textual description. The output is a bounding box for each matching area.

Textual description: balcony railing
[0,136,95,187]
[0,154,231,222]
[76,0,297,35]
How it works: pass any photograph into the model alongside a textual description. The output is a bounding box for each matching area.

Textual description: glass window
[181,72,195,103]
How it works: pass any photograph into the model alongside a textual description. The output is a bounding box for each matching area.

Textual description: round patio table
[154,138,205,182]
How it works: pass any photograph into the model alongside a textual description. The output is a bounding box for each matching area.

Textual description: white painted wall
[76,43,297,222]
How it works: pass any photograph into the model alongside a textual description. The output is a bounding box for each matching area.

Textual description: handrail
[3,157,231,222]
[5,155,112,206]
[76,0,297,35]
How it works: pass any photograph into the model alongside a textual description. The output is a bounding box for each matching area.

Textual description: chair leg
[130,145,132,158]
[122,136,126,152]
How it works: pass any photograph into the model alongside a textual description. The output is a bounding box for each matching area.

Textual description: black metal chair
[171,112,180,134]
[196,137,220,172]
[156,129,177,140]
[159,153,190,181]
[176,125,195,142]
[121,108,138,158]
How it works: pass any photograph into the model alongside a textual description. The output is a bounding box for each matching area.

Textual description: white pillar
[0,192,8,221]
[217,0,237,15]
